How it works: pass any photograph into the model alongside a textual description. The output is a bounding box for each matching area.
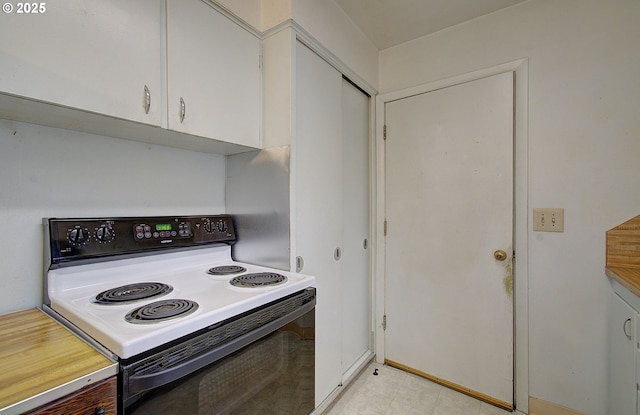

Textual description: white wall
[379,1,640,413]
[291,0,378,89]
[221,0,379,91]
[215,0,261,29]
[0,120,226,314]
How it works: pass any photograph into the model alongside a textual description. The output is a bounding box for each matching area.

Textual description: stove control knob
[68,227,88,246]
[204,219,215,233]
[217,219,227,233]
[96,225,114,243]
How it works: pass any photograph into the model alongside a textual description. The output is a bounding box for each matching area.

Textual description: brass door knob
[494,250,508,261]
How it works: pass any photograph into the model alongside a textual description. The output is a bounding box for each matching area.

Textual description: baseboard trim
[529,397,587,415]
[384,359,513,411]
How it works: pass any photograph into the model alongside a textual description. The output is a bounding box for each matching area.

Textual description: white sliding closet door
[294,41,371,406]
[294,41,343,405]
[341,79,370,376]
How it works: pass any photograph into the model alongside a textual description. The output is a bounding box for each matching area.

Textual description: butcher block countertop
[607,267,640,298]
[0,308,116,414]
[607,214,640,301]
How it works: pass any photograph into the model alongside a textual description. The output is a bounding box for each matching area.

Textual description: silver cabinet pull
[334,247,342,261]
[363,238,368,250]
[143,85,151,114]
[179,97,186,123]
[623,317,633,340]
[296,256,304,273]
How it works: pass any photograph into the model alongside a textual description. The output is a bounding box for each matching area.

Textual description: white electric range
[43,215,317,414]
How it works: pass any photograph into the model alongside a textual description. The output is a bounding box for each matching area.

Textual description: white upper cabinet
[0,0,262,153]
[0,0,162,126]
[166,0,262,148]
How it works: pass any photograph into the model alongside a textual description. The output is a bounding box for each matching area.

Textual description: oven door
[122,288,315,415]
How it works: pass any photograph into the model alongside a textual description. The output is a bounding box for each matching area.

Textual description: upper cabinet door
[0,0,162,126]
[166,0,261,148]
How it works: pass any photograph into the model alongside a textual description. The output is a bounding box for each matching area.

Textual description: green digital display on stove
[156,224,172,231]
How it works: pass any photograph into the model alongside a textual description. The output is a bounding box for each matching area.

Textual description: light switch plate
[533,208,564,232]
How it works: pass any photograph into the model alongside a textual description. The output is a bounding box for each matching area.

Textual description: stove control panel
[45,215,236,266]
[133,220,192,241]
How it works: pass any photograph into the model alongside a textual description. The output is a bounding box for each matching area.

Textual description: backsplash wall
[0,119,227,314]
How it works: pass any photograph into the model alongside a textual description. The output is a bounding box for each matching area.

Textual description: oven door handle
[127,298,315,394]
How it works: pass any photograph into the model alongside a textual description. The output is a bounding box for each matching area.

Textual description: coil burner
[125,299,199,324]
[229,272,288,288]
[207,265,247,276]
[94,282,173,305]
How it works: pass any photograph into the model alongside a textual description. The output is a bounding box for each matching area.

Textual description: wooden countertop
[0,308,116,414]
[606,215,640,300]
[606,214,640,269]
[607,267,640,298]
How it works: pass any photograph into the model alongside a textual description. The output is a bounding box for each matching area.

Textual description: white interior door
[384,72,514,408]
[341,79,371,376]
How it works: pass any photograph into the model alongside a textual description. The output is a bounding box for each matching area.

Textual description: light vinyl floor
[322,363,513,415]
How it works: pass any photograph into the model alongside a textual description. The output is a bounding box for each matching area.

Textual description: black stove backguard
[44,215,236,269]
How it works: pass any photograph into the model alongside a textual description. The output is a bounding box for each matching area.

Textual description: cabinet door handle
[143,85,151,114]
[363,238,368,250]
[296,256,304,273]
[179,97,186,123]
[334,247,342,261]
[623,317,633,340]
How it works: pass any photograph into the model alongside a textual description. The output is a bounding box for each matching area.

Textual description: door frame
[374,58,529,413]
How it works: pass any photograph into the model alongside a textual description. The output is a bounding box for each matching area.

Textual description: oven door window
[126,323,314,415]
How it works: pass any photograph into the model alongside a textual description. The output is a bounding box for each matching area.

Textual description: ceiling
[334,0,528,50]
